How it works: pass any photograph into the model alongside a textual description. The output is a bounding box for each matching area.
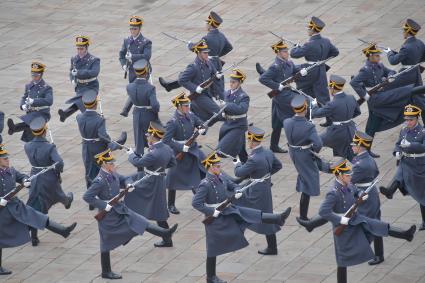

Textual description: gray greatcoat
[234,146,282,235]
[70,53,100,93]
[119,33,152,83]
[192,172,262,257]
[124,141,176,221]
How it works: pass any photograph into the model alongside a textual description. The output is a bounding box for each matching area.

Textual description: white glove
[105,204,112,212]
[364,94,370,101]
[22,104,28,111]
[278,84,285,91]
[219,100,226,107]
[233,156,241,166]
[71,80,76,87]
[23,179,31,188]
[125,147,134,155]
[71,69,78,76]
[0,198,8,207]
[186,41,192,48]
[395,151,401,160]
[221,112,226,118]
[126,184,135,193]
[26,98,34,105]
[387,76,395,83]
[361,194,369,201]
[213,209,220,218]
[400,139,411,148]
[234,191,243,199]
[216,72,223,79]
[125,52,132,61]
[196,86,204,94]
[340,216,349,225]
[300,68,308,76]
[122,65,128,71]
[311,98,318,107]
[383,47,392,54]
[183,145,190,152]
[198,127,206,135]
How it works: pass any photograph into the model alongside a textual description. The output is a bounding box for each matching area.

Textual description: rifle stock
[3,184,24,202]
[266,73,300,99]
[334,194,366,236]
[94,188,129,221]
[202,197,233,225]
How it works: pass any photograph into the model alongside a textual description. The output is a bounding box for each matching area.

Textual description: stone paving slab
[1,0,425,282]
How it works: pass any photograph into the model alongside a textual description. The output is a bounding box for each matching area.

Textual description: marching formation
[1,11,425,283]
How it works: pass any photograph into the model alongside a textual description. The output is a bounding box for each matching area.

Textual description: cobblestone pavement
[1,0,425,282]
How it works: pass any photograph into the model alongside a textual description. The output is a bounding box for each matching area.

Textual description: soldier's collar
[230,87,240,94]
[78,52,90,59]
[132,33,142,40]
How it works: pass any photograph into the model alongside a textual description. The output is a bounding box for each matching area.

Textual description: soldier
[124,122,177,247]
[380,104,425,230]
[350,43,425,158]
[234,126,286,255]
[24,116,74,246]
[83,149,178,280]
[7,62,53,142]
[312,74,361,161]
[0,145,77,275]
[58,35,100,122]
[76,89,127,210]
[119,15,153,117]
[124,59,160,156]
[259,40,308,153]
[318,158,416,283]
[216,69,249,162]
[290,16,339,127]
[202,11,233,100]
[163,92,207,214]
[178,40,221,121]
[192,152,291,283]
[284,95,323,221]
[386,19,425,124]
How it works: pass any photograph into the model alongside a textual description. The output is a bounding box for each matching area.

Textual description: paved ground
[1,0,425,282]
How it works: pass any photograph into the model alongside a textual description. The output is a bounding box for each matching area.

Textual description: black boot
[337,266,347,283]
[368,237,384,265]
[101,251,122,279]
[270,128,287,153]
[158,77,180,92]
[0,249,12,276]
[46,219,77,238]
[7,119,26,135]
[119,98,133,117]
[168,189,180,214]
[206,257,227,283]
[320,117,332,127]
[420,205,425,231]
[114,131,128,149]
[379,179,400,199]
[64,192,74,209]
[296,215,328,232]
[154,221,173,248]
[58,104,78,122]
[255,63,265,75]
[299,193,310,220]
[258,234,277,255]
[388,225,416,242]
[145,222,178,239]
[261,207,291,226]
[30,227,40,246]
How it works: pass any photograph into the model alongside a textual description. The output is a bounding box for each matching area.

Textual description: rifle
[202,173,271,225]
[1,163,58,203]
[124,44,131,79]
[269,31,298,46]
[357,63,421,106]
[267,57,334,98]
[175,105,227,161]
[94,168,161,221]
[48,128,54,144]
[71,61,77,85]
[357,38,390,51]
[334,177,381,236]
